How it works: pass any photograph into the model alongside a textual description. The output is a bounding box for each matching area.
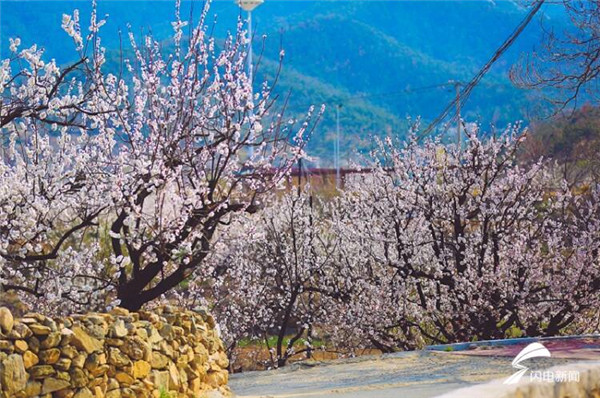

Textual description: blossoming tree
[203,187,341,368]
[334,129,600,348]
[197,130,600,361]
[0,1,320,313]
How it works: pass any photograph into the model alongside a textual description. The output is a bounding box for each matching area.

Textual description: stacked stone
[0,305,231,398]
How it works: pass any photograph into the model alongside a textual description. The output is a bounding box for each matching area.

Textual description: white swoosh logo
[504,342,551,385]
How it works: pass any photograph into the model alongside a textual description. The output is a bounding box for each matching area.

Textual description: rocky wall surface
[0,305,230,398]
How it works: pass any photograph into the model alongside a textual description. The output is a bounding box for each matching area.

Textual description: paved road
[230,337,600,398]
[229,351,558,398]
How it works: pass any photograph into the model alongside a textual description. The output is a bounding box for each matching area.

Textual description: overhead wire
[419,0,546,139]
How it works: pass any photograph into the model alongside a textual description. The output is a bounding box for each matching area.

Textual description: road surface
[230,336,600,398]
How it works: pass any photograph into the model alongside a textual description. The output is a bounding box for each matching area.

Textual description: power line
[420,0,546,139]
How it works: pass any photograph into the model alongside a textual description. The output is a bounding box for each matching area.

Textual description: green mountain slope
[0,0,568,163]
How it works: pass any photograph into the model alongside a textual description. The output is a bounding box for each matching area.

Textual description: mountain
[0,0,570,164]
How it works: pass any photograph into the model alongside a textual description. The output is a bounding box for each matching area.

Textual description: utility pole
[236,0,264,83]
[335,104,342,189]
[236,0,264,158]
[420,0,545,139]
[453,80,462,151]
[297,158,303,196]
[246,7,254,84]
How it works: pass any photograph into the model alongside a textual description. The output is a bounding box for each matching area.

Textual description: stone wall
[0,305,230,398]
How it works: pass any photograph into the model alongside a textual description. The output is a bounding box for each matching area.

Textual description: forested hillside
[0,0,569,163]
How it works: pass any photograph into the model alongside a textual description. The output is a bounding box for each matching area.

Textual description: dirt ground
[230,345,383,372]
